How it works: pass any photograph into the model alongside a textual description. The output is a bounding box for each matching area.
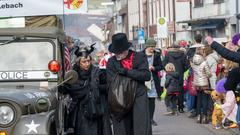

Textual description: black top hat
[108,33,130,54]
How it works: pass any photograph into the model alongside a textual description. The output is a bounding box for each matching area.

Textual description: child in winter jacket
[164,63,181,115]
[191,54,212,124]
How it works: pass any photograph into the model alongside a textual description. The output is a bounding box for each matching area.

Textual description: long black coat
[65,65,111,135]
[98,69,113,135]
[143,50,164,96]
[107,50,151,96]
[163,48,189,85]
[106,50,152,135]
[211,41,240,64]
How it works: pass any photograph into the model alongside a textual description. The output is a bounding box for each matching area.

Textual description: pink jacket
[221,91,238,123]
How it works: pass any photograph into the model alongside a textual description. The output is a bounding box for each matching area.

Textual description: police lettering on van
[0,71,57,80]
[0,71,28,80]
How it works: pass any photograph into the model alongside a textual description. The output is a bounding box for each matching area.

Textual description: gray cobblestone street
[152,100,239,135]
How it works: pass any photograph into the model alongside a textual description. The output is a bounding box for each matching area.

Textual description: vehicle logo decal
[25,120,40,134]
[44,72,50,78]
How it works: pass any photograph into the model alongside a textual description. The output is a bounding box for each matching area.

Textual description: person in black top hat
[107,33,152,135]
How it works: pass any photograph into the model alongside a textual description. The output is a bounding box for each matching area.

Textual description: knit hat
[232,33,240,45]
[145,38,157,48]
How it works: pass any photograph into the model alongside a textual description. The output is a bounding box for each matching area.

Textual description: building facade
[109,0,240,48]
[127,0,141,41]
[109,0,177,47]
[148,0,176,47]
[178,0,238,43]
[127,0,177,47]
[175,0,191,42]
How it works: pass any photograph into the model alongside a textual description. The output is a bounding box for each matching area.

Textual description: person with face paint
[107,33,152,135]
[60,45,112,135]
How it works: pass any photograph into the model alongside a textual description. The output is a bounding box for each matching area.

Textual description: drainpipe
[173,0,176,41]
[190,0,192,20]
[237,0,239,33]
[147,0,150,38]
[138,0,141,28]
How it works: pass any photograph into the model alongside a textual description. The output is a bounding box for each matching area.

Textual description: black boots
[197,114,208,124]
[151,120,158,126]
[202,115,208,124]
[197,115,201,123]
[178,108,184,113]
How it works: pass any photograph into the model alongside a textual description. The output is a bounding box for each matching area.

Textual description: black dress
[66,65,111,135]
[107,50,152,135]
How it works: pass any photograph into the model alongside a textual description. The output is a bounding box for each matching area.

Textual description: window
[194,0,203,7]
[214,0,224,4]
[0,41,53,71]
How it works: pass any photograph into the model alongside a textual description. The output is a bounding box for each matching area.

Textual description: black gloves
[58,84,71,94]
[117,67,127,76]
[115,61,128,76]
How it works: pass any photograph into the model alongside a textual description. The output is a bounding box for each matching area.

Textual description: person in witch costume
[60,45,112,135]
[107,33,152,135]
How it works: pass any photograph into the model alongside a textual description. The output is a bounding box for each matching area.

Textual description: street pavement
[152,100,239,135]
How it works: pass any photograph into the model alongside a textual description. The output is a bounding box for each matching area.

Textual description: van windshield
[0,41,54,71]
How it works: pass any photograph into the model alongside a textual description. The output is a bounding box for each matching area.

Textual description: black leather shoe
[178,108,184,113]
[151,120,158,126]
[197,115,201,123]
[202,115,208,124]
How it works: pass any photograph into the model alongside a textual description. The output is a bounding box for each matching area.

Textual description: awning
[192,19,225,30]
[177,15,232,24]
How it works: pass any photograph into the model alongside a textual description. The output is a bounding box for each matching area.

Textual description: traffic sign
[157,17,168,38]
[138,28,145,44]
